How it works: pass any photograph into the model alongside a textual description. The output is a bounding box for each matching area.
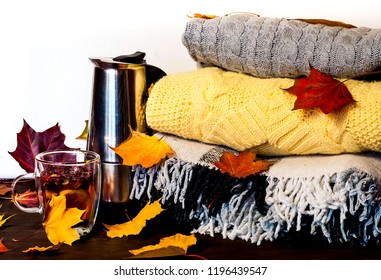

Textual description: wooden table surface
[1,183,381,260]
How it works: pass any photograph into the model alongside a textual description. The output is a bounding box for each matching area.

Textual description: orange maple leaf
[128,233,197,258]
[104,198,165,238]
[0,238,8,253]
[110,127,175,168]
[43,194,85,245]
[214,151,271,178]
[0,184,11,196]
[22,244,62,254]
[187,13,217,19]
[284,65,355,114]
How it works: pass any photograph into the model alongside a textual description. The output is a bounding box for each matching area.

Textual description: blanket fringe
[130,158,381,246]
[262,168,381,245]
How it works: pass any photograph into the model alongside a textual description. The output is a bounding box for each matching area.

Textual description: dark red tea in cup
[12,150,101,236]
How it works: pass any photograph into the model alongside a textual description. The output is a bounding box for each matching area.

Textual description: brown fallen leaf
[295,18,356,28]
[104,198,165,238]
[110,126,175,168]
[214,151,271,178]
[129,233,197,258]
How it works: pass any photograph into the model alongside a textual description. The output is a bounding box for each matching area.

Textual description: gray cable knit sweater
[182,14,381,78]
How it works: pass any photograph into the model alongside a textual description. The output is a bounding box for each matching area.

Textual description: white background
[1,0,381,177]
[1,259,379,279]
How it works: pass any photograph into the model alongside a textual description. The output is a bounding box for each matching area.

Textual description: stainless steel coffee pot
[86,51,165,217]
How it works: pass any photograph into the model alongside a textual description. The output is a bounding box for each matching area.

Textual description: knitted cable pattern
[182,14,381,78]
[146,67,381,156]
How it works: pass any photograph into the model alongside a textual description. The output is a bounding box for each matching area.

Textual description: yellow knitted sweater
[146,67,381,155]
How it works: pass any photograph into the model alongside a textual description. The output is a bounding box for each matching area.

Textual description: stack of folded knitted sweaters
[130,13,381,246]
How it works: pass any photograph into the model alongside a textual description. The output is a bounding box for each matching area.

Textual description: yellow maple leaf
[104,199,165,238]
[0,214,15,228]
[110,126,175,168]
[42,195,85,246]
[129,233,197,258]
[22,244,62,253]
[0,204,15,228]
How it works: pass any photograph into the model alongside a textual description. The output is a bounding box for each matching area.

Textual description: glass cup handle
[11,173,41,214]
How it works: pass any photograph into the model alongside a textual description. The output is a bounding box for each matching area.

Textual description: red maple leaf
[284,66,355,114]
[8,120,73,173]
[213,151,271,178]
[14,189,38,208]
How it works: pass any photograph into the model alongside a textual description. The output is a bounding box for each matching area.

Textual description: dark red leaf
[284,66,355,114]
[9,120,72,173]
[41,123,68,151]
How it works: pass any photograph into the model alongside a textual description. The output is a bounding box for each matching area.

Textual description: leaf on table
[13,189,38,208]
[22,244,62,254]
[104,198,165,238]
[129,233,197,258]
[76,120,88,140]
[0,204,15,227]
[283,65,355,114]
[0,184,11,196]
[214,151,271,178]
[0,238,8,253]
[0,213,15,228]
[8,120,73,173]
[110,126,175,168]
[43,194,85,246]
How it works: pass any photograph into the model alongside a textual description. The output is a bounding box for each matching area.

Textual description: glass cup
[11,149,101,236]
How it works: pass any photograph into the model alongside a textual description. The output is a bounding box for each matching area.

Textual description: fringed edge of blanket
[263,168,381,246]
[130,157,381,246]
